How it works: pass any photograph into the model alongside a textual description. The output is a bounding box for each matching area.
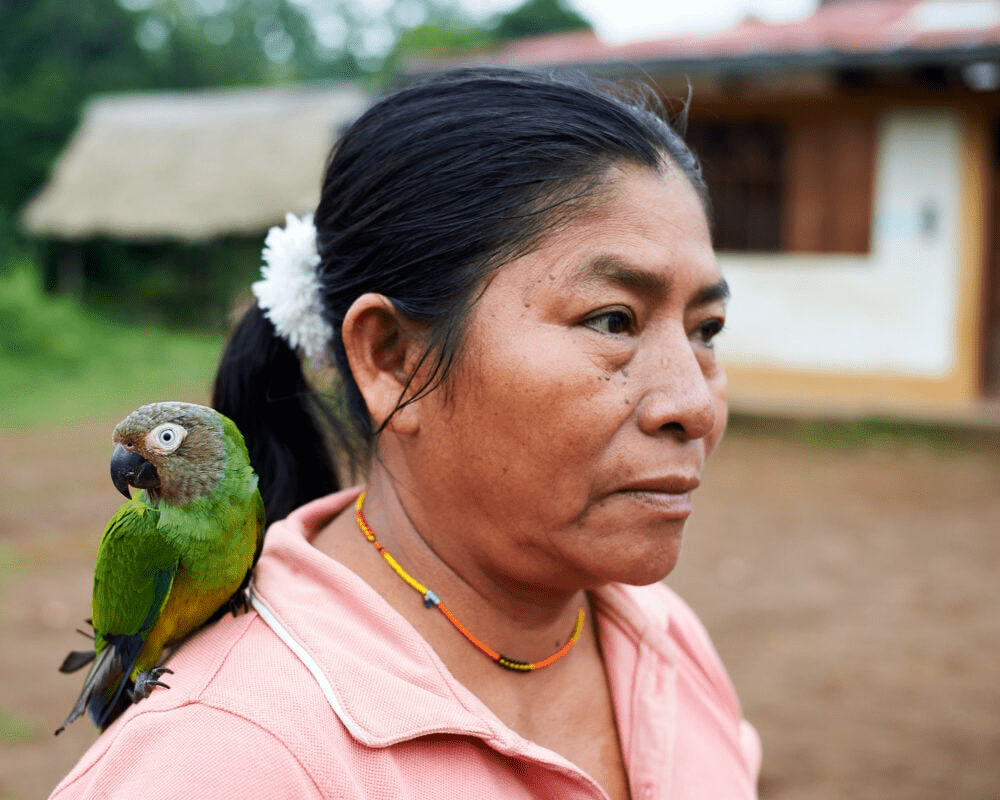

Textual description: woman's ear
[341,293,424,435]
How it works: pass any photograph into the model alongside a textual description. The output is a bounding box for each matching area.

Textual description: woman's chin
[579,537,684,588]
[616,556,682,587]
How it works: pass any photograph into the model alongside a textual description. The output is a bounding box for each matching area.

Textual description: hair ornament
[252,213,333,365]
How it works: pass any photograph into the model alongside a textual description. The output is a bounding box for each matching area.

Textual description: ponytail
[212,304,339,525]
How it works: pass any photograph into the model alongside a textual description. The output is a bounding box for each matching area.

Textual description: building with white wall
[718,105,987,418]
[414,0,1000,421]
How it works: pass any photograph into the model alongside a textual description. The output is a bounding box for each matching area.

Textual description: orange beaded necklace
[355,492,586,672]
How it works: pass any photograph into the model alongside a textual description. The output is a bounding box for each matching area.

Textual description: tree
[380,4,495,81]
[0,0,357,262]
[493,0,591,41]
[382,0,594,80]
[0,0,157,223]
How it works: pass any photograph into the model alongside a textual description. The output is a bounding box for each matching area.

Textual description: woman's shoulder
[600,581,744,717]
[600,581,762,783]
[49,610,342,800]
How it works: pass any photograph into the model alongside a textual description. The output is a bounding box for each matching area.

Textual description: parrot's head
[110,402,228,507]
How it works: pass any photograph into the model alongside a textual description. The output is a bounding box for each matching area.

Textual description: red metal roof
[411,0,1000,72]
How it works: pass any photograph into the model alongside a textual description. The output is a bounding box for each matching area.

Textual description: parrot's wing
[57,503,179,733]
[92,502,180,641]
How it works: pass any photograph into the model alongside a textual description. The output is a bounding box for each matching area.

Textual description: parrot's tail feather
[54,630,144,734]
[59,649,96,674]
[55,646,119,735]
[92,668,133,731]
[90,632,145,731]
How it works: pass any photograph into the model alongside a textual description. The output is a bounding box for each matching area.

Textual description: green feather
[92,503,180,645]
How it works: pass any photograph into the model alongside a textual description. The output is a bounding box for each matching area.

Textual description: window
[685,121,785,251]
[686,113,877,255]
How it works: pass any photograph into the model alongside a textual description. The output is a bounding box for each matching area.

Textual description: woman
[52,68,760,799]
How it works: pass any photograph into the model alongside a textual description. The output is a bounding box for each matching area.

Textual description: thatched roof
[21,83,370,241]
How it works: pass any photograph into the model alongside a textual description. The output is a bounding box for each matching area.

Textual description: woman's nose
[636,337,719,441]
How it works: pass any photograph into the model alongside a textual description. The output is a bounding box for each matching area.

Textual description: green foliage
[381,18,495,77]
[383,0,593,77]
[0,0,156,218]
[392,20,495,55]
[0,260,223,429]
[128,0,346,87]
[0,263,94,369]
[493,0,591,40]
[57,237,265,329]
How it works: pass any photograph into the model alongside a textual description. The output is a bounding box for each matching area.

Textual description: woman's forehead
[513,166,717,290]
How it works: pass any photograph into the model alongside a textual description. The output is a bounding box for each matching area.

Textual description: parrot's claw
[128,666,174,702]
[223,587,252,617]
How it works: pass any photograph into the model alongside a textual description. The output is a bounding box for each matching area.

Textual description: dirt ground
[1,411,998,799]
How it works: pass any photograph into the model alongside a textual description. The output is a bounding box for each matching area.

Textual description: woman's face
[406,163,728,591]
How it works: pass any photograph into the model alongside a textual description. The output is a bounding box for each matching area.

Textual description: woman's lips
[611,474,700,516]
[618,489,693,516]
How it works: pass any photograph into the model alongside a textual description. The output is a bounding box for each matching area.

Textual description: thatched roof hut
[21,83,370,242]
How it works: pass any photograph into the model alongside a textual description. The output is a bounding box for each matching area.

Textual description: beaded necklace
[355,492,586,672]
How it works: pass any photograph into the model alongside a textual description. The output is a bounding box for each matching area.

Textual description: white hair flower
[252,213,333,365]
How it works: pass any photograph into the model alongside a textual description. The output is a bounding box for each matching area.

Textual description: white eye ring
[150,423,186,454]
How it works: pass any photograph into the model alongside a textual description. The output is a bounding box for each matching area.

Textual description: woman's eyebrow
[573,256,670,298]
[573,256,729,307]
[692,278,730,307]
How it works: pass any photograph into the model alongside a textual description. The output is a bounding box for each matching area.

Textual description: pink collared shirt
[51,487,760,799]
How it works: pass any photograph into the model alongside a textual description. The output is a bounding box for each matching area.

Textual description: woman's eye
[584,309,635,335]
[695,318,725,346]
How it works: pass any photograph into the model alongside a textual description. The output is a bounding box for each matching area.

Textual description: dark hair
[213,67,707,524]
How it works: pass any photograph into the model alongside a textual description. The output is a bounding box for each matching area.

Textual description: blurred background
[1,0,998,797]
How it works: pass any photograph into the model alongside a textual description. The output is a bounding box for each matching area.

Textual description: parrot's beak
[110,444,161,499]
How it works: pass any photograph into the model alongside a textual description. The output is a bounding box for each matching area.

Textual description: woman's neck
[316,461,589,670]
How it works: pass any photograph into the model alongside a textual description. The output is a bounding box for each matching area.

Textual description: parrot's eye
[149,423,186,454]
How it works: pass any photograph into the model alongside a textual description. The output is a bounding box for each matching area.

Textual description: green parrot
[56,402,265,734]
